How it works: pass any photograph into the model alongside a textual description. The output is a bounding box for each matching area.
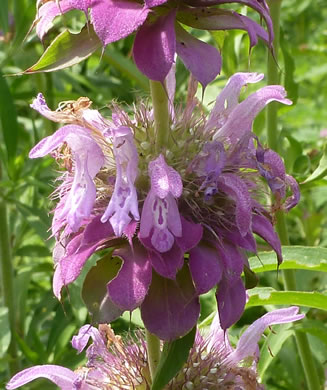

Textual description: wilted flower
[28,72,299,340]
[33,0,273,86]
[6,307,304,389]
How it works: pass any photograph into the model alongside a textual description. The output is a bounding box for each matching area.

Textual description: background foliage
[0,0,327,389]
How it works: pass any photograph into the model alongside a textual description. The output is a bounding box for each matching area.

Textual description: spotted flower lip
[33,0,273,86]
[139,154,183,253]
[6,307,304,390]
[101,126,140,237]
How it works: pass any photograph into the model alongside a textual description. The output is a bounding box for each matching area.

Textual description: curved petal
[252,214,282,265]
[101,127,139,236]
[36,0,74,40]
[141,266,200,340]
[189,242,223,294]
[218,173,252,237]
[217,226,257,252]
[256,144,286,196]
[214,85,292,142]
[284,175,300,211]
[6,365,77,390]
[229,307,304,363]
[72,324,105,353]
[140,235,184,279]
[176,216,203,252]
[108,245,152,311]
[206,72,263,131]
[69,0,92,13]
[53,216,115,299]
[30,124,104,232]
[183,0,274,44]
[149,154,182,199]
[176,23,221,89]
[91,0,149,45]
[145,0,168,6]
[133,11,176,82]
[216,240,245,282]
[216,276,246,330]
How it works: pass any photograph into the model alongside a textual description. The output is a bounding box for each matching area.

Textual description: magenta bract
[33,0,274,86]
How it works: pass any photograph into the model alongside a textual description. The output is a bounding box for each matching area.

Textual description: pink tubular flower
[6,307,304,389]
[29,102,105,234]
[28,73,300,341]
[101,126,140,236]
[33,0,273,86]
[140,154,182,253]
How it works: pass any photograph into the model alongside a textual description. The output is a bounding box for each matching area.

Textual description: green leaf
[0,0,9,33]
[15,245,51,257]
[293,320,327,347]
[15,333,40,364]
[246,288,327,311]
[24,25,102,74]
[151,326,196,390]
[102,48,149,91]
[302,145,327,185]
[258,323,294,379]
[249,246,327,273]
[280,30,298,104]
[0,72,19,168]
[0,307,11,356]
[82,253,123,323]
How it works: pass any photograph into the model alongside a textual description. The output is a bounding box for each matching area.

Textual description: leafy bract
[24,25,102,74]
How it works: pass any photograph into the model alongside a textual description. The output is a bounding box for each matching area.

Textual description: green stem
[0,164,19,376]
[145,329,161,381]
[267,2,321,389]
[149,80,170,154]
[267,0,281,153]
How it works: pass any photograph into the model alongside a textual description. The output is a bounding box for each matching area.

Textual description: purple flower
[140,154,182,253]
[33,0,273,86]
[6,307,304,389]
[29,97,105,234]
[101,126,140,236]
[29,73,300,340]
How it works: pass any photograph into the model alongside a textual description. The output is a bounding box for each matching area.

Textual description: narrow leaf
[302,145,327,185]
[0,0,9,33]
[24,25,102,74]
[0,72,19,165]
[258,323,294,379]
[0,307,11,356]
[249,246,327,273]
[246,288,327,311]
[151,326,196,390]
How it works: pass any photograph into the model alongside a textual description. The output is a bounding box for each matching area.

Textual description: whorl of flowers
[33,0,273,86]
[28,72,299,341]
[6,307,304,390]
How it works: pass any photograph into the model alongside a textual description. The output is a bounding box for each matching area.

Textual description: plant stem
[149,80,170,154]
[267,0,281,153]
[145,329,161,381]
[0,163,19,376]
[267,2,321,389]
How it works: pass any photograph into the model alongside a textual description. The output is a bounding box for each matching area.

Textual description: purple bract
[34,0,273,86]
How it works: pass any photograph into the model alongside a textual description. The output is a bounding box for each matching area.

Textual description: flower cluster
[34,0,273,86]
[6,307,304,389]
[28,72,299,340]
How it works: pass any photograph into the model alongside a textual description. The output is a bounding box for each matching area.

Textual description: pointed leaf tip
[24,25,101,74]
